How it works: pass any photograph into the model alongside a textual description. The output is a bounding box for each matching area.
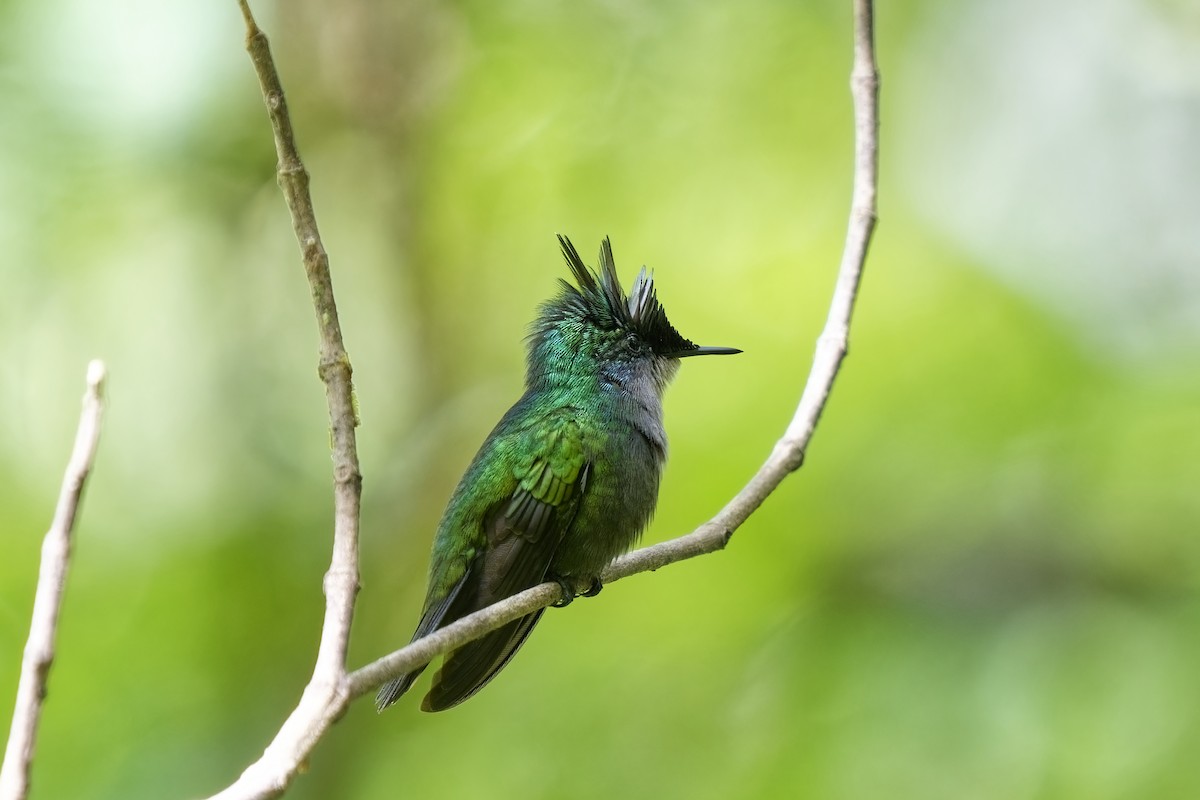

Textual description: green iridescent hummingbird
[377,235,740,712]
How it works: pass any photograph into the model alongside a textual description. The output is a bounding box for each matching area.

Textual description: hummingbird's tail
[375,668,425,710]
[420,608,545,711]
[375,579,469,712]
[374,604,547,712]
[374,570,549,712]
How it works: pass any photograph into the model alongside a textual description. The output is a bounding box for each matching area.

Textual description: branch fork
[1,2,879,798]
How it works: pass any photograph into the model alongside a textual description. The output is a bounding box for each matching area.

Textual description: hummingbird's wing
[422,418,590,711]
[375,414,592,712]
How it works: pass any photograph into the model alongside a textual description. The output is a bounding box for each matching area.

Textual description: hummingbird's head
[526,235,739,393]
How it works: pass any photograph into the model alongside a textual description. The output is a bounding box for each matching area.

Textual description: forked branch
[209,0,878,797]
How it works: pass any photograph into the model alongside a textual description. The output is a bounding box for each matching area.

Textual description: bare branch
[211,0,878,796]
[205,3,363,799]
[237,0,363,688]
[350,0,881,705]
[0,361,108,800]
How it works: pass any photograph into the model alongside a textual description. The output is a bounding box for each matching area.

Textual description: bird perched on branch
[377,235,739,712]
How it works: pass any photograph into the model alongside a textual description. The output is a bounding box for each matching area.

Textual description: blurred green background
[3,0,1199,798]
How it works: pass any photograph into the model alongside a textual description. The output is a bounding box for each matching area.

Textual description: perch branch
[0,360,108,800]
[211,0,877,796]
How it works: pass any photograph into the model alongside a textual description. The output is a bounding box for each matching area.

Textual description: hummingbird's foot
[548,574,603,607]
[549,574,576,608]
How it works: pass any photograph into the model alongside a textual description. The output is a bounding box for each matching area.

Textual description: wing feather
[422,425,590,711]
[378,413,592,712]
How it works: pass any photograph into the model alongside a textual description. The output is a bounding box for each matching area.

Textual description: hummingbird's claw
[549,574,576,608]
[548,574,602,607]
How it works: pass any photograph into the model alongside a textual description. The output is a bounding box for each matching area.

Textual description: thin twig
[206,3,363,799]
[211,0,878,796]
[0,361,108,800]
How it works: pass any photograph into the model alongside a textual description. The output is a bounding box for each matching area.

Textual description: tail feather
[375,578,469,711]
[421,609,546,711]
[375,667,427,711]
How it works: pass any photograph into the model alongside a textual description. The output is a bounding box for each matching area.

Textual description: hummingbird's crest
[553,235,698,355]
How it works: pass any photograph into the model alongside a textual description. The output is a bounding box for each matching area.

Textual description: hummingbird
[377,235,740,712]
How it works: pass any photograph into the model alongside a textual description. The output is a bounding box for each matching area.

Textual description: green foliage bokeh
[2,1,1198,798]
